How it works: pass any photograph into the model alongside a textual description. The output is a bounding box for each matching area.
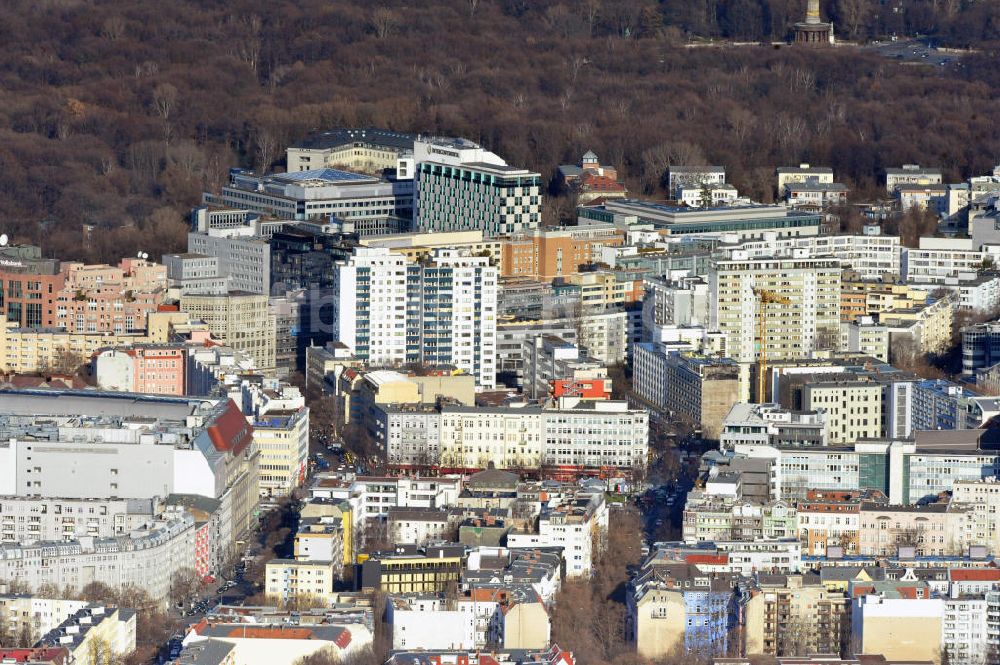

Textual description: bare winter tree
[777,615,814,656]
[371,8,398,39]
[151,83,178,144]
[169,567,202,607]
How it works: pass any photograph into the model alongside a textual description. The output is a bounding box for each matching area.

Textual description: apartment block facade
[179,291,277,372]
[332,247,498,388]
[709,252,841,363]
[372,399,648,474]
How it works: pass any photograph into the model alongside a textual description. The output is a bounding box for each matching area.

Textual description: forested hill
[0,0,997,262]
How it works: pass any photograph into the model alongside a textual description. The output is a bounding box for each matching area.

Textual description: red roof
[577,172,626,193]
[224,627,313,640]
[206,400,253,457]
[852,584,924,599]
[333,628,352,649]
[684,554,729,565]
[0,648,68,664]
[950,568,1000,582]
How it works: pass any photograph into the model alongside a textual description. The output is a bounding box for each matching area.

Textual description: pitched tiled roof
[206,400,253,456]
[949,568,1000,582]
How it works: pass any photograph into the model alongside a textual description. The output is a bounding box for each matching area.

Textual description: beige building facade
[180,292,276,372]
[744,574,849,656]
[857,503,968,557]
[709,254,842,363]
[264,559,339,606]
[851,595,944,663]
[802,380,883,445]
[0,311,199,374]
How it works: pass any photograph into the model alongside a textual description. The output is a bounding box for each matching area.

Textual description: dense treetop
[0,0,997,261]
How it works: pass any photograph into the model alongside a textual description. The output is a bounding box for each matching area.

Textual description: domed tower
[794,0,834,45]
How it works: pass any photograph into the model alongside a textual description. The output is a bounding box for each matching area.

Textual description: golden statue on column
[795,0,834,45]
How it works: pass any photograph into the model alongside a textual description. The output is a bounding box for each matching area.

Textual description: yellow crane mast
[753,288,791,402]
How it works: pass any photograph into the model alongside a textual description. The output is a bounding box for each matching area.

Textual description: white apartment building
[786,181,849,209]
[414,138,541,238]
[373,399,647,473]
[293,517,344,564]
[0,515,196,606]
[388,595,481,651]
[438,404,544,471]
[332,247,409,366]
[708,251,842,363]
[885,164,943,193]
[776,164,834,196]
[909,273,1000,312]
[577,308,629,364]
[0,596,89,641]
[667,166,726,195]
[349,476,463,521]
[724,231,901,281]
[943,596,989,665]
[641,276,710,333]
[541,398,649,470]
[676,183,739,208]
[387,508,455,546]
[507,490,608,578]
[187,228,271,295]
[0,497,155,544]
[714,538,802,575]
[897,184,949,212]
[420,250,498,389]
[987,590,1000,664]
[376,406,443,467]
[951,477,1000,554]
[0,393,259,561]
[902,237,986,284]
[332,247,498,388]
[797,503,862,556]
[36,605,137,665]
[264,559,341,605]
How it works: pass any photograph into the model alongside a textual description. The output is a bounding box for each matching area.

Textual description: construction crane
[753,287,791,402]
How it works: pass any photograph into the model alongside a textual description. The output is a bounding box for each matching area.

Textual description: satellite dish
[0,234,8,246]
[142,252,149,260]
[137,251,143,258]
